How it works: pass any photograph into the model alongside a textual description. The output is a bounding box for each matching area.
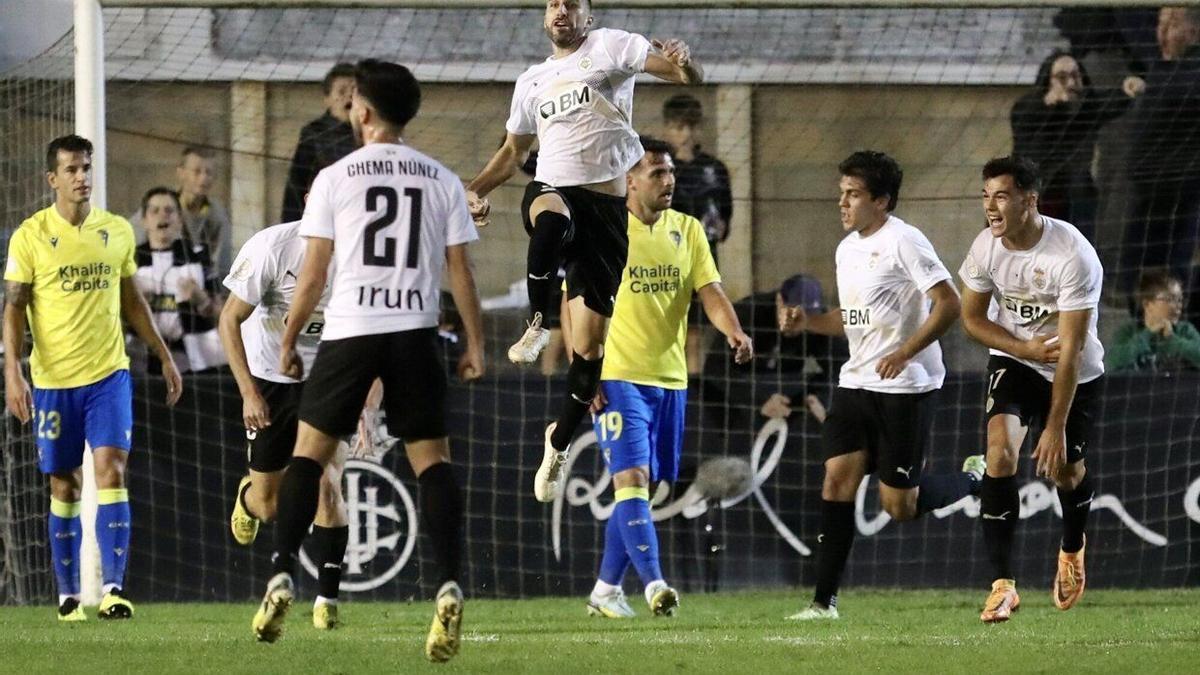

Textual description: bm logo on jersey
[299,458,418,592]
[539,84,591,120]
[1002,296,1051,322]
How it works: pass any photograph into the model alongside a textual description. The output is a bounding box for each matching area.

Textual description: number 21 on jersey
[363,186,422,269]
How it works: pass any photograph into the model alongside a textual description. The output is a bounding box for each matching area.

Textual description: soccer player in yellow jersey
[581,138,753,618]
[3,135,183,622]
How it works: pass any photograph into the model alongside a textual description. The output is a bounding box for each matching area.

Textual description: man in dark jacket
[280,63,357,222]
[1119,7,1200,317]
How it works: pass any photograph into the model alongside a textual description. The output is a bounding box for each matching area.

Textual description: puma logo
[637,545,650,552]
[981,511,1011,521]
[322,563,341,569]
[285,270,297,280]
[1076,496,1094,508]
[895,466,913,478]
[528,272,552,280]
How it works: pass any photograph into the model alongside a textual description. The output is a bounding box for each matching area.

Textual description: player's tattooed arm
[646,38,703,85]
[3,281,34,423]
[466,133,536,226]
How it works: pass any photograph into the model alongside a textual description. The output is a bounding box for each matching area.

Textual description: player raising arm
[249,60,484,664]
[4,135,182,622]
[575,137,751,619]
[779,151,983,621]
[219,219,350,630]
[465,0,701,503]
[959,156,1104,623]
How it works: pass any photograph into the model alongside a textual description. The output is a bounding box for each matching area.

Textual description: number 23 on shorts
[36,409,62,440]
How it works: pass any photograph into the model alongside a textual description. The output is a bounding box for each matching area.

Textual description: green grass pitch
[4,590,1198,673]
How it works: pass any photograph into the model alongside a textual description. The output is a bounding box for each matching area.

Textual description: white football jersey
[835,216,952,394]
[300,142,478,340]
[959,215,1104,383]
[223,221,331,383]
[506,27,651,186]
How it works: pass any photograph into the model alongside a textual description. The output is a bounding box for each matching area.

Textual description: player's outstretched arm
[779,300,846,338]
[960,285,1060,363]
[1033,308,1089,478]
[218,295,270,431]
[877,280,960,379]
[3,281,33,423]
[120,277,183,406]
[280,236,332,380]
[698,282,753,364]
[465,133,537,226]
[645,38,703,85]
[446,243,485,381]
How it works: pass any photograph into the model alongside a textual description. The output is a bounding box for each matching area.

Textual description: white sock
[591,580,620,598]
[102,583,121,595]
[58,593,81,606]
[644,579,667,605]
[315,595,338,607]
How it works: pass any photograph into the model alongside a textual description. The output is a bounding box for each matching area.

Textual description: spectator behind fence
[175,146,234,276]
[662,94,734,373]
[1119,7,1200,315]
[1010,50,1143,242]
[281,63,357,223]
[1107,269,1200,372]
[133,187,227,374]
[759,273,847,423]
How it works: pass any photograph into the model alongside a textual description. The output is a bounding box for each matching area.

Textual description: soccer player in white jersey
[779,151,984,621]
[249,60,485,663]
[465,0,702,503]
[580,138,752,619]
[219,220,349,631]
[959,156,1104,623]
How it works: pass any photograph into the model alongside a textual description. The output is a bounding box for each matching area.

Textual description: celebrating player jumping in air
[3,134,183,622]
[219,219,349,631]
[249,60,485,662]
[465,0,702,503]
[579,137,752,619]
[779,151,984,621]
[960,156,1104,623]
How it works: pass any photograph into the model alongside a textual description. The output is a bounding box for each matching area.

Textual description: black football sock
[550,354,602,451]
[1057,471,1094,554]
[271,456,323,577]
[916,471,978,515]
[812,500,856,609]
[418,462,464,585]
[527,211,571,321]
[311,524,349,599]
[980,474,1020,581]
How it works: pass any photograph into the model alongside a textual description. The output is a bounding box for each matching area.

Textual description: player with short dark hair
[220,219,349,631]
[4,134,183,621]
[466,0,704,504]
[249,60,484,664]
[780,150,983,621]
[960,155,1104,623]
[582,137,752,619]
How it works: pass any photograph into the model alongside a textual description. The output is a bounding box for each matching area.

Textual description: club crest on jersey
[49,237,59,248]
[669,231,682,248]
[539,83,591,120]
[229,257,253,281]
[1032,267,1047,290]
[866,251,880,270]
[966,260,981,279]
[578,56,593,71]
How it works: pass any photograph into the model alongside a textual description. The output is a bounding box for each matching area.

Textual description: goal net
[2,1,1198,604]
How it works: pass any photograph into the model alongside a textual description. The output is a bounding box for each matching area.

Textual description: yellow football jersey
[602,208,720,389]
[4,205,137,388]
